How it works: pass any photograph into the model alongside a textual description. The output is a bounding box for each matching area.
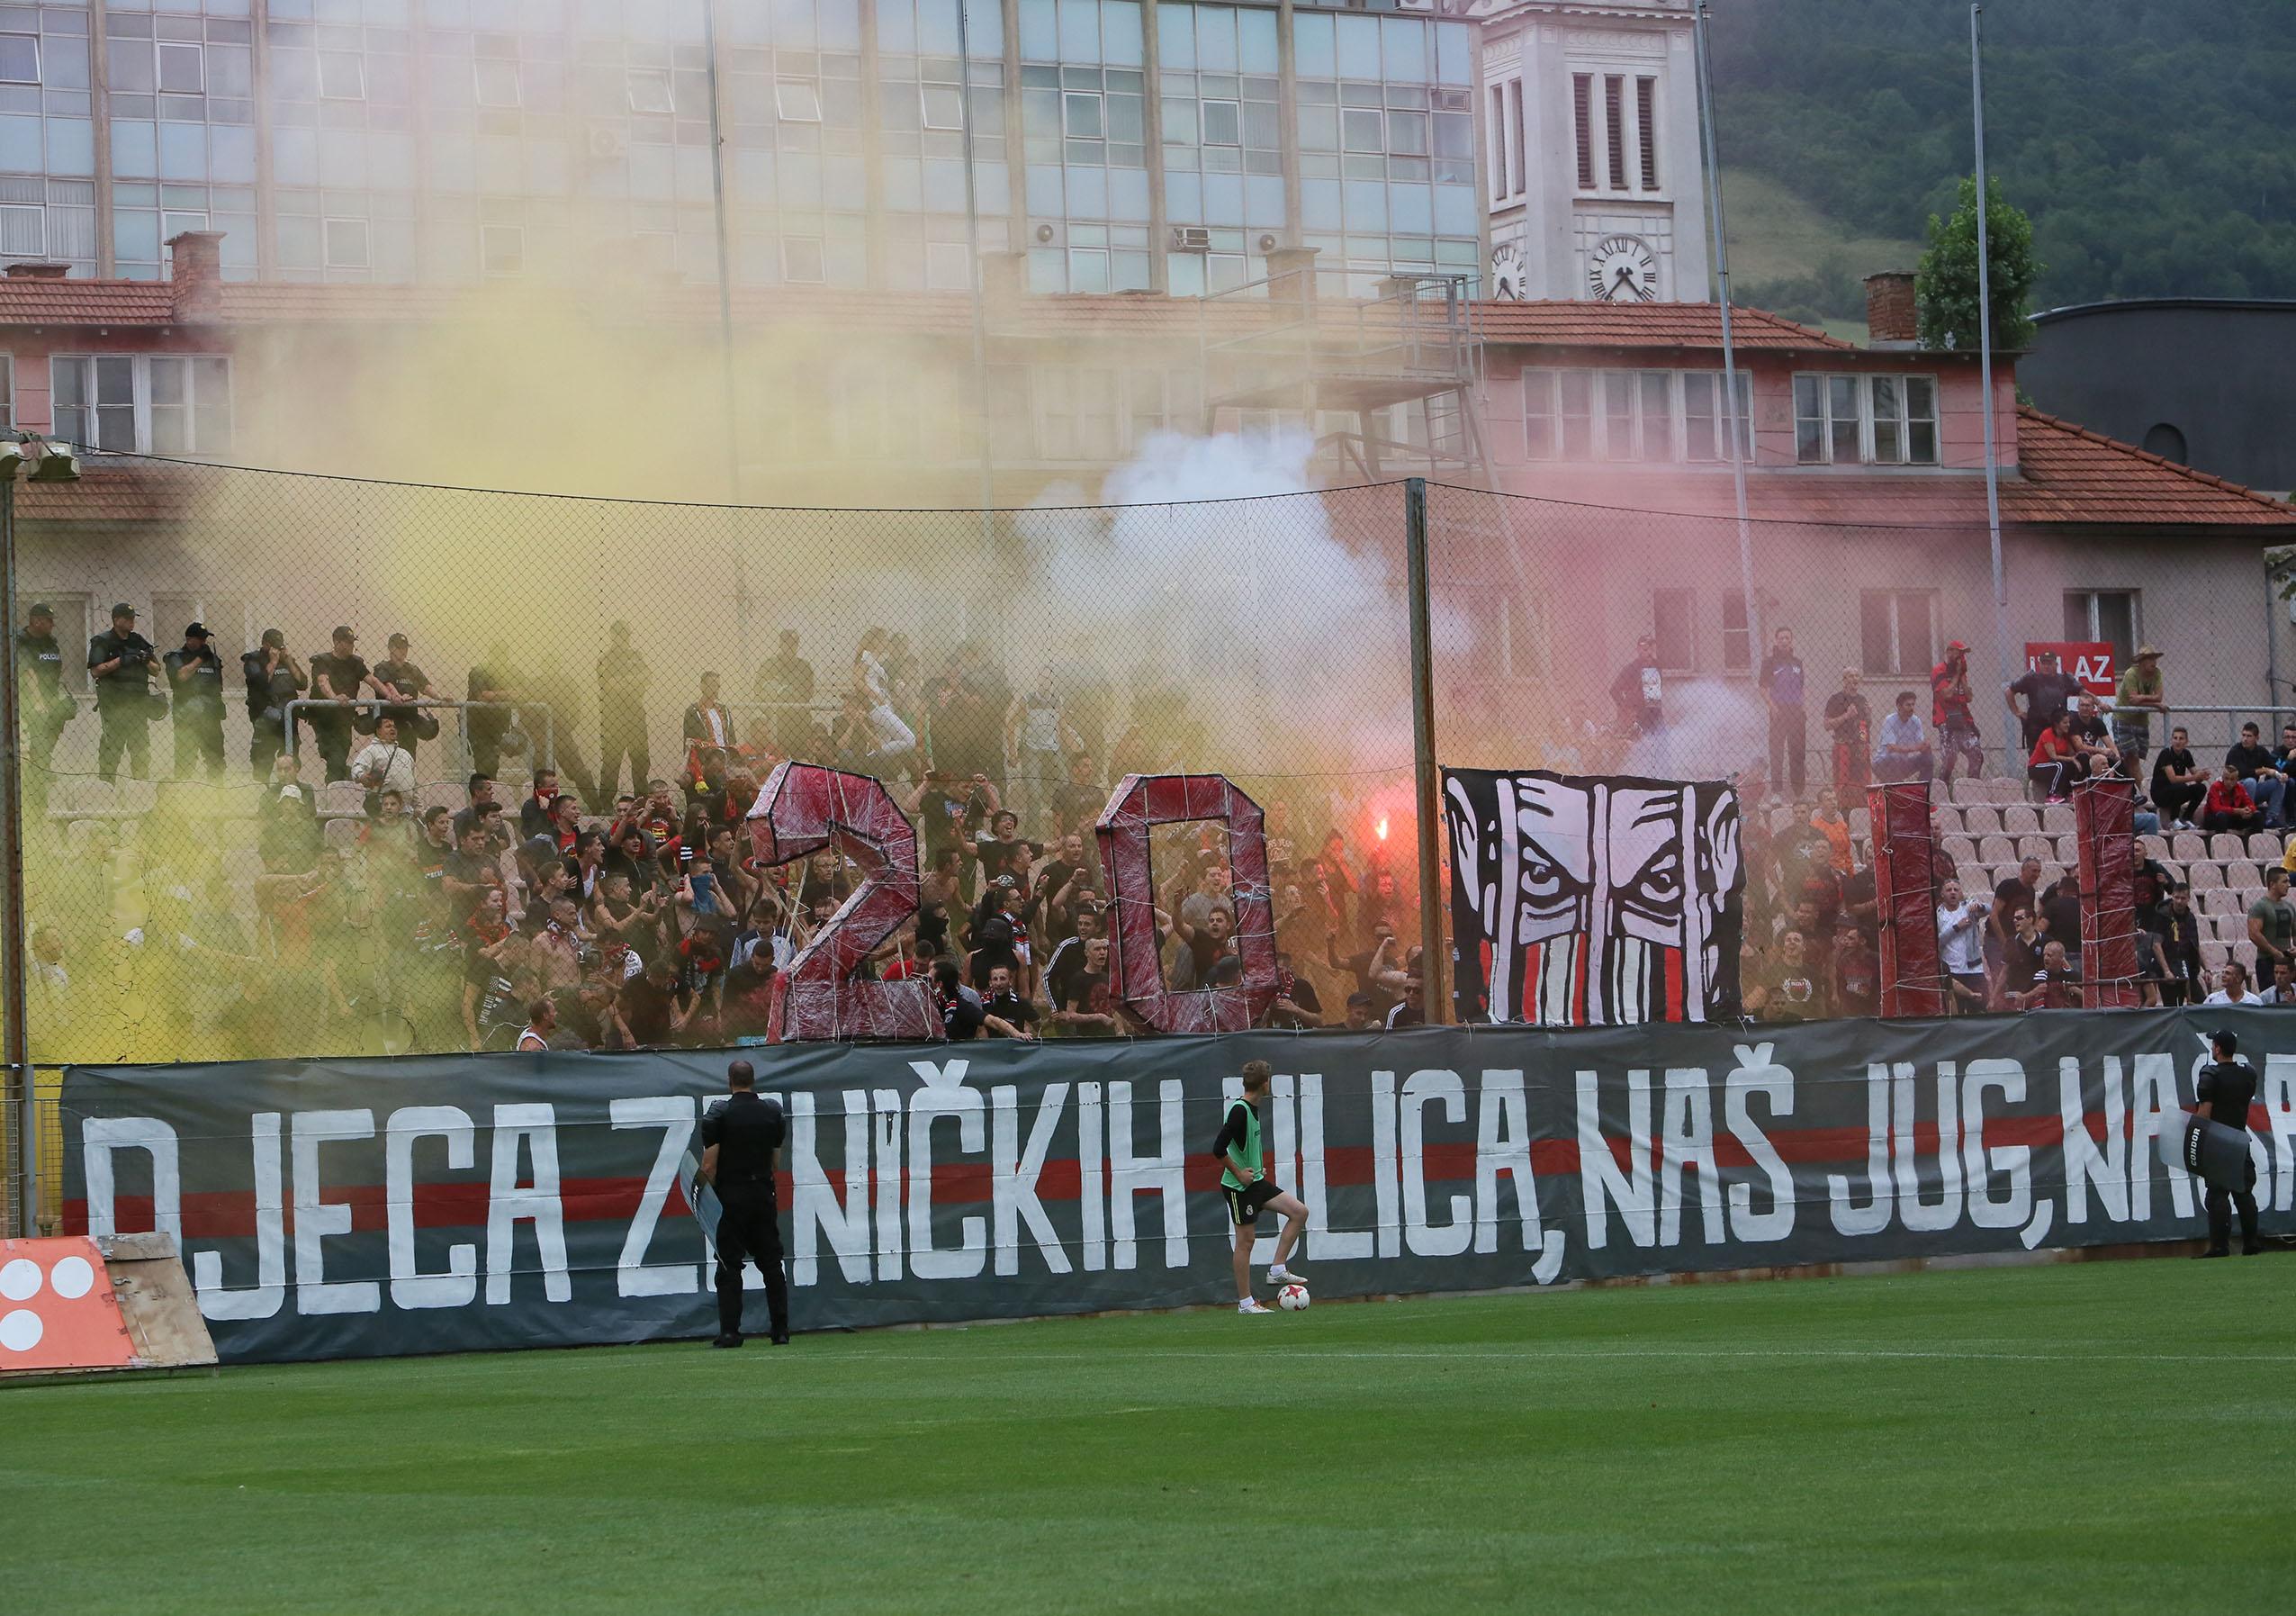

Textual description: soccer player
[1213,1060,1310,1314]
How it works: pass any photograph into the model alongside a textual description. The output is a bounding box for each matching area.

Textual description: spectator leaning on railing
[2112,645,2165,779]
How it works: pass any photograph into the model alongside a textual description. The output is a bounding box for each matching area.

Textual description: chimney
[167,230,224,320]
[1863,270,1917,346]
[3,261,69,279]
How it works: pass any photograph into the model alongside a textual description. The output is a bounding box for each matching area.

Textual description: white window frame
[0,32,40,85]
[774,79,822,122]
[50,353,233,456]
[2064,590,2139,664]
[322,216,369,269]
[318,50,365,101]
[156,40,203,95]
[0,353,14,430]
[626,67,674,115]
[1571,62,1661,196]
[473,57,522,110]
[1859,589,1937,678]
[0,202,43,257]
[1487,75,1525,204]
[481,224,524,276]
[920,82,965,131]
[1523,368,1749,465]
[1795,372,1940,466]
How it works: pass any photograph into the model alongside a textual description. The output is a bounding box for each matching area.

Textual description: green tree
[1915,175,2042,350]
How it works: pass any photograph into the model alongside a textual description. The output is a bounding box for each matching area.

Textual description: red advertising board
[2023,641,2115,698]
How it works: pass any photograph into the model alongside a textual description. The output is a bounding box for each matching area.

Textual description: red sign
[0,1237,134,1374]
[2023,641,2115,698]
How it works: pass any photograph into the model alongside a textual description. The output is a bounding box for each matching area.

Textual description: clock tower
[1465,0,1710,303]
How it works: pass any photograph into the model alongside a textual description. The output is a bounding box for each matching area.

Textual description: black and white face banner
[1444,768,1743,1025]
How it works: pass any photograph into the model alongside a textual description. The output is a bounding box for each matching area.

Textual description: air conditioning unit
[1256,232,1279,253]
[1033,221,1059,246]
[587,123,627,159]
[1171,225,1211,251]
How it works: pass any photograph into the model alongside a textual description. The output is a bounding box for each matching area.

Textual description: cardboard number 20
[1094,773,1279,1034]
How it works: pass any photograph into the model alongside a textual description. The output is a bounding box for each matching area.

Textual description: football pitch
[5,1259,2292,1614]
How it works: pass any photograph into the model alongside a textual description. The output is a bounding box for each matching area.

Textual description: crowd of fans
[14,609,1425,1059]
[1722,626,2296,1022]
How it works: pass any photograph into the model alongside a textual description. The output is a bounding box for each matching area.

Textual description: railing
[2151,704,2296,757]
[282,697,553,777]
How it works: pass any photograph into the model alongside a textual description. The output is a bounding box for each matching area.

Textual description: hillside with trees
[1709,0,2296,324]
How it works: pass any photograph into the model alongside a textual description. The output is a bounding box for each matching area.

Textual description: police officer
[698,1058,789,1347]
[242,627,307,781]
[86,601,159,783]
[14,602,77,822]
[2194,1028,2262,1258]
[163,621,228,779]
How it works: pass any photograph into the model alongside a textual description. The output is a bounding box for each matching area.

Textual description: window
[1636,78,1659,190]
[1652,588,1696,673]
[482,226,523,276]
[626,68,674,115]
[781,236,825,284]
[0,32,38,84]
[473,58,521,110]
[2064,591,2138,669]
[1860,590,1935,676]
[0,355,14,429]
[1722,591,1751,674]
[924,241,972,291]
[157,41,203,95]
[1604,76,1626,190]
[1795,373,1940,465]
[323,218,368,269]
[1571,74,1593,189]
[1524,369,1750,464]
[774,80,822,122]
[0,203,43,257]
[53,355,231,456]
[319,51,365,100]
[920,83,965,131]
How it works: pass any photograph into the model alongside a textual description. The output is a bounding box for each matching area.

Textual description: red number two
[1094,773,1279,1034]
[743,762,938,1042]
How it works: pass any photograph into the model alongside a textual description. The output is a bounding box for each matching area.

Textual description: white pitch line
[720,1345,2296,1367]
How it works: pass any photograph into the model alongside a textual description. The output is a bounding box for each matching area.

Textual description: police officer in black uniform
[15,602,77,824]
[242,627,307,781]
[163,621,228,779]
[2194,1028,2262,1258]
[86,601,160,783]
[698,1058,790,1347]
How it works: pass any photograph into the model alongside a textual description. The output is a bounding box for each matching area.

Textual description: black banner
[61,1010,2296,1365]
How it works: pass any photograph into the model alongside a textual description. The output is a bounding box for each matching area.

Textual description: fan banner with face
[1443,768,1744,1025]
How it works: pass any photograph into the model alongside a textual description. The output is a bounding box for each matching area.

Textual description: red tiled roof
[2005,408,2294,528]
[1472,299,1857,351]
[14,462,202,522]
[0,280,179,324]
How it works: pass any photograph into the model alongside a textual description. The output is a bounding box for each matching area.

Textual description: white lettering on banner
[1076,1081,1107,1271]
[384,1106,478,1310]
[192,1112,284,1320]
[1400,1070,1472,1258]
[292,1108,381,1316]
[910,1075,988,1280]
[790,1090,871,1286]
[2060,1057,2129,1226]
[1960,1061,2044,1246]
[1473,1069,1564,1281]
[2129,1054,2195,1222]
[2267,1056,2296,1213]
[609,1096,697,1299]
[1827,1065,1894,1236]
[1891,1064,1964,1232]
[871,1088,905,1281]
[1659,1068,1724,1248]
[1371,1070,1401,1258]
[991,1083,1073,1277]
[1301,1074,1373,1263]
[1576,1069,1654,1249]
[1108,1079,1189,1271]
[486,1103,571,1305]
[82,1116,181,1243]
[1724,1045,1795,1244]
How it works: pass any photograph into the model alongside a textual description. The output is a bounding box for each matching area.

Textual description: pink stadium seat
[2138,835,2170,862]
[2248,832,2285,864]
[2200,887,2246,917]
[1941,835,1977,868]
[2199,941,2230,971]
[2016,835,2055,863]
[1978,835,2017,866]
[2210,833,2248,863]
[2188,862,2226,890]
[2039,805,2075,836]
[1960,806,2002,837]
[2002,805,2041,835]
[2172,832,2208,863]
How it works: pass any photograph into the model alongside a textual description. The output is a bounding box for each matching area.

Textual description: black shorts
[1222,1179,1282,1227]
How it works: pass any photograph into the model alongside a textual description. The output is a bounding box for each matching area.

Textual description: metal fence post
[1404,477,1447,1024]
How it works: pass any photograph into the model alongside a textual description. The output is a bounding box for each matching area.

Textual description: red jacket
[2205,777,2256,819]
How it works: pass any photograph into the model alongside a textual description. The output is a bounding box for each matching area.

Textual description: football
[1277,1283,1310,1312]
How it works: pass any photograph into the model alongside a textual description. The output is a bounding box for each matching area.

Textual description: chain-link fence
[5,459,2286,1232]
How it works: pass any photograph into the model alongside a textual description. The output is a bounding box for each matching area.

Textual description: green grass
[1721,167,1925,343]
[5,1259,2294,1613]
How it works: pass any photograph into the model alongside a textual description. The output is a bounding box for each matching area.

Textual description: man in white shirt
[348,715,417,799]
[1935,880,1989,1014]
[2201,961,2256,1007]
[1871,691,1934,784]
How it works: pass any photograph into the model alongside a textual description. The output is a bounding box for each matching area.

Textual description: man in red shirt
[2201,772,2262,835]
[1930,640,1985,784]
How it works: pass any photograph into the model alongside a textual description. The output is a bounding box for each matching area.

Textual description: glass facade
[0,0,1474,293]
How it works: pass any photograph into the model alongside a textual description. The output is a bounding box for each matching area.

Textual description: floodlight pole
[1405,477,1447,1024]
[1694,5,1761,680]
[1972,4,2013,774]
[0,469,30,1236]
[698,0,751,671]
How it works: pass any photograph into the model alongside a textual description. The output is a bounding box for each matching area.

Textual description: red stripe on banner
[58,1106,2251,1240]
[1520,940,1542,1024]
[1663,948,1685,1021]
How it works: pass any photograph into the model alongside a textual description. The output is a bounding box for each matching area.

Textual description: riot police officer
[163,621,228,779]
[14,603,77,822]
[698,1058,789,1347]
[86,601,159,783]
[2194,1028,2262,1258]
[242,627,307,781]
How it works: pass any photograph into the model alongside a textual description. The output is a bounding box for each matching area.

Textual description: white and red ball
[1277,1283,1310,1312]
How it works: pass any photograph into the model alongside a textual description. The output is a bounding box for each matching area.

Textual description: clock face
[1490,241,1526,301]
[1588,234,1659,302]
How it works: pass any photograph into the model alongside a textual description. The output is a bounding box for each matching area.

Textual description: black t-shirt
[1822,691,1871,741]
[2152,748,2197,793]
[984,989,1037,1033]
[1991,876,2036,941]
[939,987,986,1040]
[619,974,677,1047]
[2070,711,2109,745]
[309,652,369,720]
[2002,933,2046,996]
[700,1091,788,1187]
[2226,743,2276,781]
[1060,968,1112,1019]
[242,648,304,719]
[1760,961,1822,1021]
[2040,887,2083,951]
[2133,857,2172,927]
[917,787,984,854]
[2196,1061,2257,1134]
[87,628,157,702]
[2010,670,2084,741]
[162,646,227,716]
